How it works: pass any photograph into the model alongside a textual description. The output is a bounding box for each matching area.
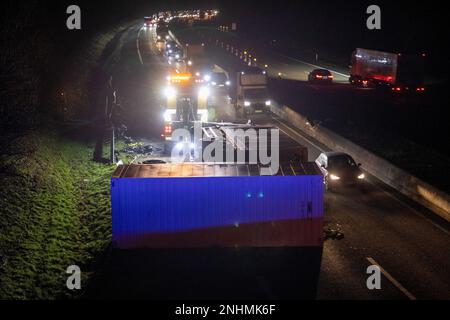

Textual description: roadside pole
[110,126,115,164]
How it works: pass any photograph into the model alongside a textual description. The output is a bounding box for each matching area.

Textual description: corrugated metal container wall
[112,175,323,249]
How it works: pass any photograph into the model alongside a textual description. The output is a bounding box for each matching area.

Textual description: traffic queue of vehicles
[145,14,368,193]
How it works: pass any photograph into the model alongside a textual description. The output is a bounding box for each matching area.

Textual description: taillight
[416,87,425,92]
[164,125,172,134]
[392,87,401,92]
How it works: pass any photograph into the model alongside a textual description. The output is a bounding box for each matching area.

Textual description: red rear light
[328,75,334,78]
[416,87,425,92]
[164,125,172,134]
[392,87,401,92]
[315,75,322,79]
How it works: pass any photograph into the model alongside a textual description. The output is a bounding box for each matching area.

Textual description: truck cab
[162,73,210,142]
[236,67,271,115]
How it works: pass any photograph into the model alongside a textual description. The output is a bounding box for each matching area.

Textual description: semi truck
[112,163,324,300]
[162,72,209,143]
[110,162,324,299]
[112,162,323,248]
[235,67,271,115]
[349,48,426,92]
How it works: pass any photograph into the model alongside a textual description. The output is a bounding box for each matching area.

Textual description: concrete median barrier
[271,103,450,222]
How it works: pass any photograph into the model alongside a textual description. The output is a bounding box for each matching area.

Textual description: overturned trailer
[109,162,324,299]
[111,162,323,249]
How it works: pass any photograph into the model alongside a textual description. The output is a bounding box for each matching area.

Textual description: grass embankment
[0,13,135,299]
[0,131,114,299]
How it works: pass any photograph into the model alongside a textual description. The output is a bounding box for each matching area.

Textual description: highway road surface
[86,23,450,300]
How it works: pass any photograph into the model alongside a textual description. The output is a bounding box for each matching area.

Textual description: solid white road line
[272,115,450,236]
[366,257,417,300]
[271,117,326,153]
[276,52,350,78]
[136,27,144,65]
[371,182,450,236]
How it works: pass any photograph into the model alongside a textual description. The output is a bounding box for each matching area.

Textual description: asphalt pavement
[86,23,450,300]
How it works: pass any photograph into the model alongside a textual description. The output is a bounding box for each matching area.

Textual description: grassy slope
[0,132,114,299]
[0,18,135,299]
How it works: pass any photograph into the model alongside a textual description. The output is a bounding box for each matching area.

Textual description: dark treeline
[0,0,224,132]
[0,0,159,132]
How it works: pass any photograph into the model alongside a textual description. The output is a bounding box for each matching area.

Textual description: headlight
[175,142,184,150]
[211,82,217,86]
[225,81,231,86]
[175,142,195,150]
[265,100,271,106]
[329,174,340,180]
[165,35,170,40]
[358,173,365,180]
[244,101,251,107]
[157,35,161,40]
[175,54,180,59]
[164,87,176,98]
[188,60,193,66]
[199,86,210,97]
[204,75,211,82]
[195,72,200,77]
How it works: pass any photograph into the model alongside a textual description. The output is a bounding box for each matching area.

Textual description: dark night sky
[2,0,448,74]
[218,1,445,54]
[38,0,448,54]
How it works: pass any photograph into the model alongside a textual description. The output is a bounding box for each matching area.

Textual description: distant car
[209,72,230,88]
[144,17,152,28]
[315,152,365,190]
[155,39,166,53]
[166,41,178,51]
[308,69,333,83]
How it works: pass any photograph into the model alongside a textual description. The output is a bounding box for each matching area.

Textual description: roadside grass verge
[0,131,114,299]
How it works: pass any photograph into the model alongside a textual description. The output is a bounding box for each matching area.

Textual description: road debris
[323,223,345,240]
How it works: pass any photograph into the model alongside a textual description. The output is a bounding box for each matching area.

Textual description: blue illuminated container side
[111,175,324,248]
